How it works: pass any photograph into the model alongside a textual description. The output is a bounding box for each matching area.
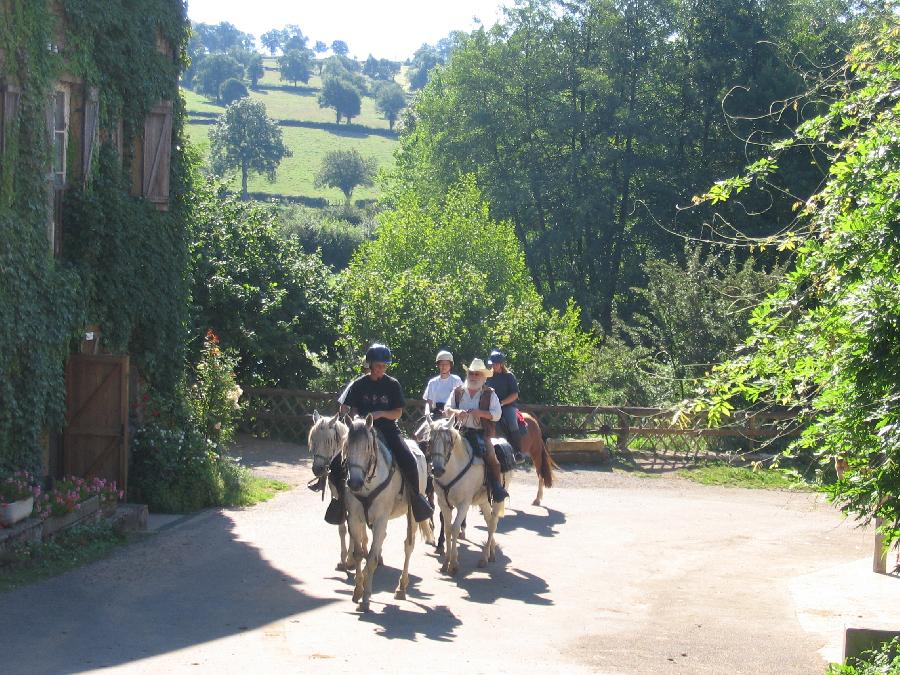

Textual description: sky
[186,0,509,62]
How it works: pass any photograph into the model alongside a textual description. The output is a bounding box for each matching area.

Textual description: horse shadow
[447,543,554,607]
[492,506,566,538]
[357,601,461,642]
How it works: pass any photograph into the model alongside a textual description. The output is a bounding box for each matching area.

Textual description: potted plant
[0,470,39,527]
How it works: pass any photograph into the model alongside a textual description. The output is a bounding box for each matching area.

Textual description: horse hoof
[532,499,541,506]
[435,545,444,555]
[335,562,346,572]
[460,529,466,540]
[450,565,459,576]
[358,601,370,613]
[394,590,406,600]
[488,552,496,563]
[440,563,449,574]
[477,558,487,568]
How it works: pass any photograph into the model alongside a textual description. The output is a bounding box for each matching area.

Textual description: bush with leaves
[275,203,372,271]
[189,330,242,447]
[314,149,376,204]
[340,176,595,402]
[219,77,248,105]
[190,181,339,388]
[690,15,900,548]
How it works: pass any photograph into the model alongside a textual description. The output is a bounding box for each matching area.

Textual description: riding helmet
[435,350,454,364]
[487,349,506,365]
[365,343,392,365]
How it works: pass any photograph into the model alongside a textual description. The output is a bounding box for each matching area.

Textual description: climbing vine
[0,0,191,471]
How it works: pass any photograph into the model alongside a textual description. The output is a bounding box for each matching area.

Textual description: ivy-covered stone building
[0,0,191,490]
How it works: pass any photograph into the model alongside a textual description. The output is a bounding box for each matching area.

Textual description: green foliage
[0,0,191,472]
[275,203,372,270]
[374,81,406,130]
[340,176,595,402]
[189,182,339,387]
[396,0,858,329]
[194,54,244,103]
[315,149,376,203]
[219,77,248,105]
[261,29,284,55]
[188,330,242,447]
[587,245,782,405]
[209,98,291,200]
[278,49,312,87]
[331,40,349,56]
[0,520,127,594]
[677,462,811,490]
[191,21,254,54]
[827,638,900,675]
[695,15,900,548]
[318,75,362,124]
[247,53,264,88]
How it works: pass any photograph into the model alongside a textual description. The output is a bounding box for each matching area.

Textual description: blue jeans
[499,405,522,451]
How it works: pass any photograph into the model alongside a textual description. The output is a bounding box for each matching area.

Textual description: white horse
[344,415,434,611]
[427,418,508,575]
[309,411,363,571]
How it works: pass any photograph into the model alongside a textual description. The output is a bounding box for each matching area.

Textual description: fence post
[617,411,630,455]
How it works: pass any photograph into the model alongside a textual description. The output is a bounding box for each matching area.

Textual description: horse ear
[365,413,374,430]
[313,410,321,423]
[329,411,339,425]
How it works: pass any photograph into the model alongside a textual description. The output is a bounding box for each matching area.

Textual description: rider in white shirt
[422,350,463,417]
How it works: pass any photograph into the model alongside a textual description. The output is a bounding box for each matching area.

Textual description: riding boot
[488,462,509,502]
[323,454,347,525]
[508,430,526,464]
[324,494,345,525]
[398,461,433,522]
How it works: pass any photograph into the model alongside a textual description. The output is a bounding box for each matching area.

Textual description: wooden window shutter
[82,86,99,184]
[141,100,173,210]
[1,82,21,157]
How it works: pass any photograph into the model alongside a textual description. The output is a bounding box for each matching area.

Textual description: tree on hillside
[278,49,312,86]
[364,55,401,81]
[374,81,406,130]
[247,53,264,87]
[314,149,376,204]
[317,76,362,124]
[219,78,248,105]
[314,40,328,55]
[692,15,900,550]
[260,29,284,55]
[407,44,442,90]
[339,176,594,401]
[209,98,292,200]
[331,40,349,56]
[193,21,254,53]
[195,54,244,103]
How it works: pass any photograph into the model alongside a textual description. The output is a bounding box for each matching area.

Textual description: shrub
[219,77,248,105]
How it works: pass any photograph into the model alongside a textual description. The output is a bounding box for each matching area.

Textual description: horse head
[308,410,347,478]
[344,414,378,492]
[428,417,459,479]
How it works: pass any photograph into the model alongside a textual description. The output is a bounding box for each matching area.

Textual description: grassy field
[676,462,813,490]
[183,58,403,201]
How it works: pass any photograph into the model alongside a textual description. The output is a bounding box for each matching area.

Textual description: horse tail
[538,437,557,488]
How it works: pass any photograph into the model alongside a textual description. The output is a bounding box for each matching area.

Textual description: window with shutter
[82,86,99,184]
[141,101,173,210]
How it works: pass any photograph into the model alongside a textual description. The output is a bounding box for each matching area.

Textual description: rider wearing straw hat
[444,357,509,502]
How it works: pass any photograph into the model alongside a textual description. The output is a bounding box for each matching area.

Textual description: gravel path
[1,435,896,674]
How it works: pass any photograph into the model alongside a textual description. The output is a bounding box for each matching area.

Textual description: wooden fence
[239,388,799,459]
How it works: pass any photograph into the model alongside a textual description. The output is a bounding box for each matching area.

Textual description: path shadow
[496,506,566,538]
[358,601,461,642]
[447,543,553,607]
[0,510,336,674]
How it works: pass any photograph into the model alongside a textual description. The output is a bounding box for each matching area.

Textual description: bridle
[345,424,380,485]
[430,421,475,494]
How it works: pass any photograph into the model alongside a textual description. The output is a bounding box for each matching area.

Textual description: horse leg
[348,515,367,603]
[448,501,470,576]
[395,507,416,600]
[436,509,446,554]
[439,502,453,573]
[337,520,350,571]
[359,518,388,612]
[482,504,500,566]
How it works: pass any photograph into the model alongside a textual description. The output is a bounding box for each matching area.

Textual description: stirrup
[307,475,327,492]
[513,451,526,465]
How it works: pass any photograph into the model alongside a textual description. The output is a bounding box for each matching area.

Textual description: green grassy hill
[183,59,403,203]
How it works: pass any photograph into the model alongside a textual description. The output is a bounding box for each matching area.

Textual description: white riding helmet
[435,350,454,364]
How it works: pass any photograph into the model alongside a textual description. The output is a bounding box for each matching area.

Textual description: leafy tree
[317,76,362,124]
[219,77,248,105]
[331,39,349,56]
[364,55,401,81]
[247,52,264,87]
[260,29,284,55]
[374,81,406,130]
[283,25,308,52]
[322,55,367,94]
[190,181,339,387]
[194,54,244,103]
[407,44,441,90]
[340,176,595,401]
[314,40,328,54]
[278,48,312,86]
[691,15,900,548]
[209,98,292,200]
[192,21,254,53]
[314,149,376,204]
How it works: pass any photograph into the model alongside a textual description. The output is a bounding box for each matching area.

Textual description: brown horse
[518,411,558,506]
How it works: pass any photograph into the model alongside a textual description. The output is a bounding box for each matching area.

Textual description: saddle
[491,438,516,473]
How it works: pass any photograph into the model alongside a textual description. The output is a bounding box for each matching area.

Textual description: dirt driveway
[2,435,896,674]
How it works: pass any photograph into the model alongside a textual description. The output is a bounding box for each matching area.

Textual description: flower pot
[0,496,35,527]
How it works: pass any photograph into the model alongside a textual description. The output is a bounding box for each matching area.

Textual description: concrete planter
[0,496,34,527]
[546,438,610,464]
[42,495,100,538]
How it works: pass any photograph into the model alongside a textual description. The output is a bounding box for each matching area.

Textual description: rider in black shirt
[342,344,434,523]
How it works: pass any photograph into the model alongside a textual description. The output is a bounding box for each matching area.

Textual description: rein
[432,427,475,495]
[347,430,397,525]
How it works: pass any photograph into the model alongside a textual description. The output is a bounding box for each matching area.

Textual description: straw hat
[463,358,492,377]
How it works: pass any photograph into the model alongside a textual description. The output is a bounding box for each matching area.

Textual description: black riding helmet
[365,343,392,365]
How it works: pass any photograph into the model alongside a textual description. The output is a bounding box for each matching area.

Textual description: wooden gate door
[64,354,129,492]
